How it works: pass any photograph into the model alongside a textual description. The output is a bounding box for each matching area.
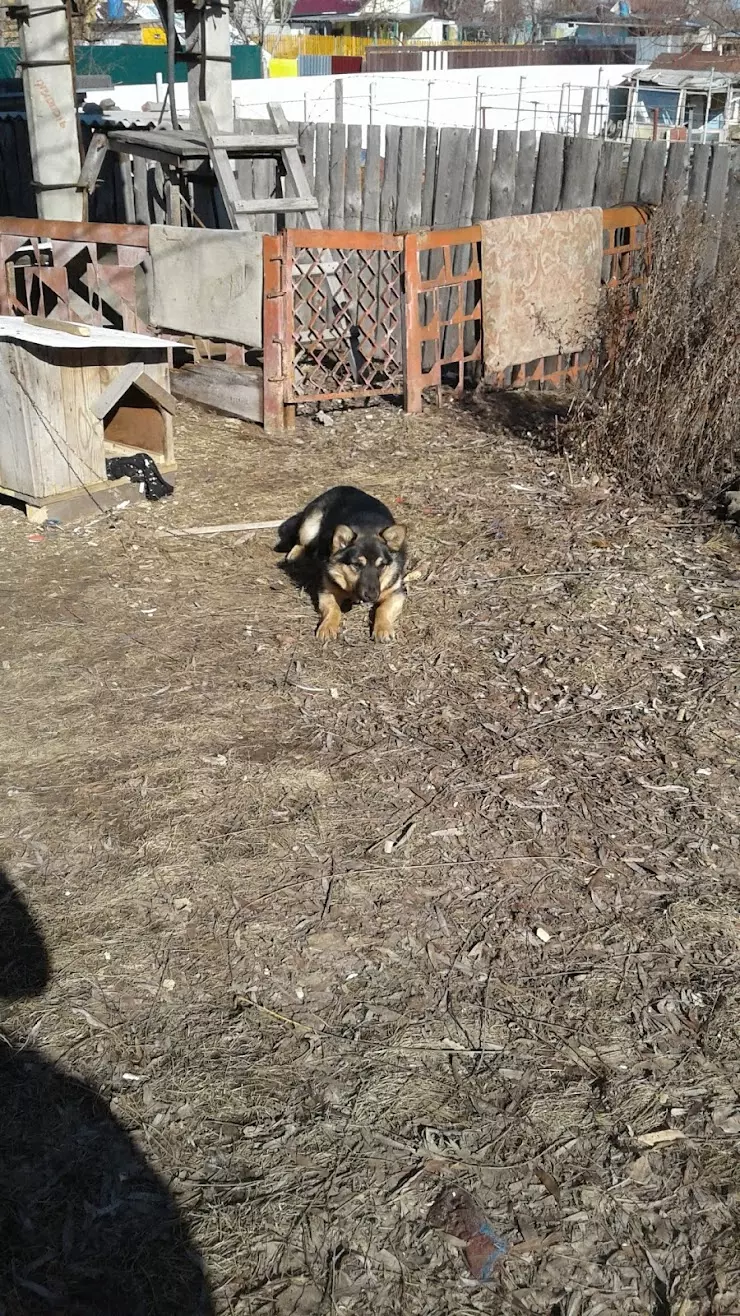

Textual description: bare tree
[231,0,296,45]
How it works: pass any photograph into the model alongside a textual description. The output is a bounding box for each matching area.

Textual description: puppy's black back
[278,486,396,556]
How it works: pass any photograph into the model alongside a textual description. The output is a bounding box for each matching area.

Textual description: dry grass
[0,397,739,1315]
[565,209,740,501]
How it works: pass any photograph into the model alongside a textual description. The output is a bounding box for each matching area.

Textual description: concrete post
[185,0,233,132]
[17,0,82,220]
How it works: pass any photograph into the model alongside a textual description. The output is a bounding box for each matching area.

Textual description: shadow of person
[0,867,214,1316]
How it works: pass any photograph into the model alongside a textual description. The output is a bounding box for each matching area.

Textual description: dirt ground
[1,393,739,1316]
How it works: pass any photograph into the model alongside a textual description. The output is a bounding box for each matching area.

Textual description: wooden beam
[234,196,318,216]
[77,133,109,195]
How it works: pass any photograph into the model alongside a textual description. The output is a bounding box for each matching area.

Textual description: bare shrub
[564,207,740,500]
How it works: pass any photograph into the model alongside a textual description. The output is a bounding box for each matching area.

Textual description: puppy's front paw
[316,618,341,641]
[372,622,396,643]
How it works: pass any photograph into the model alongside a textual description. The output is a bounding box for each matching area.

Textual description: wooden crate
[0,318,176,517]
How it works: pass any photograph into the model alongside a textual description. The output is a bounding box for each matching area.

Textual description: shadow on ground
[459,384,573,452]
[0,867,213,1316]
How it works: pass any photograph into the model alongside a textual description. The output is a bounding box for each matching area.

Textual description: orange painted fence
[263,205,649,432]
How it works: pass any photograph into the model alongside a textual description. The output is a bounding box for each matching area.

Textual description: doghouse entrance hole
[104,385,166,455]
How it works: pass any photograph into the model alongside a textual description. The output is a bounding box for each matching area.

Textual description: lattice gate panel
[268,230,405,411]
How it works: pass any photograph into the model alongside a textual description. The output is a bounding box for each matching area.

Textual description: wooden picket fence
[0,114,738,272]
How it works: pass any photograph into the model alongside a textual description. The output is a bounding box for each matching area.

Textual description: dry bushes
[565,208,740,500]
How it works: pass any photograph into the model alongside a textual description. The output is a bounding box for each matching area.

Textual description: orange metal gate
[263,228,405,433]
[264,206,649,432]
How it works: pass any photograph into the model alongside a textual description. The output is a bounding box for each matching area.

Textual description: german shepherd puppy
[277,486,407,642]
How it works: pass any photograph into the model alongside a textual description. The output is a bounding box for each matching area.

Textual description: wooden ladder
[195,101,320,232]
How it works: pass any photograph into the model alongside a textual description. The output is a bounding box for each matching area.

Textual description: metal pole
[557,82,565,133]
[702,67,714,143]
[426,78,432,132]
[515,74,523,135]
[166,0,179,129]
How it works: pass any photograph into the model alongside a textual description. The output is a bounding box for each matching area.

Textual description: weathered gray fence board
[513,129,537,215]
[702,142,731,276]
[472,127,494,223]
[561,134,600,209]
[490,128,517,218]
[593,139,624,208]
[344,124,362,231]
[622,139,646,203]
[314,123,330,227]
[721,144,740,244]
[395,125,418,232]
[663,140,689,212]
[329,123,345,230]
[420,126,438,229]
[638,140,667,205]
[362,124,381,232]
[688,142,711,206]
[408,126,425,230]
[433,127,469,227]
[380,124,400,232]
[533,132,565,213]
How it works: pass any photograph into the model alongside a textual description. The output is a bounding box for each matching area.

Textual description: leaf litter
[0,395,738,1314]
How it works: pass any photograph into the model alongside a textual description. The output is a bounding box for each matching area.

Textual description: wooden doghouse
[0,317,176,522]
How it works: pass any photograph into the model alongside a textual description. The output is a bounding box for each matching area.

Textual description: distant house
[289,0,455,45]
[609,54,740,142]
[537,10,705,65]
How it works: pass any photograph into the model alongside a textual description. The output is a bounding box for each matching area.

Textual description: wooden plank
[77,132,109,194]
[380,124,400,233]
[406,126,425,230]
[420,126,438,228]
[561,134,601,209]
[513,128,536,215]
[196,100,249,230]
[578,86,593,136]
[663,140,689,213]
[445,125,478,359]
[314,123,330,227]
[362,123,381,231]
[235,196,318,216]
[164,170,182,226]
[395,125,419,232]
[211,133,299,151]
[472,126,494,222]
[702,143,731,276]
[169,361,262,423]
[458,128,478,230]
[23,314,90,337]
[344,124,362,231]
[250,158,276,234]
[490,128,517,218]
[267,104,321,231]
[329,122,346,229]
[532,132,565,213]
[299,122,316,194]
[132,155,150,224]
[622,138,646,203]
[433,127,468,227]
[593,139,624,208]
[638,139,667,205]
[688,142,711,208]
[721,144,740,242]
[149,162,166,224]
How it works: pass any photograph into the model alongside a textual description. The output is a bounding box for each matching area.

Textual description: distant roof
[652,47,740,73]
[292,0,360,15]
[638,66,735,90]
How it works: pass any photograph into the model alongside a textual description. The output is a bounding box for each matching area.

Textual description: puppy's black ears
[381,524,406,552]
[332,524,356,553]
